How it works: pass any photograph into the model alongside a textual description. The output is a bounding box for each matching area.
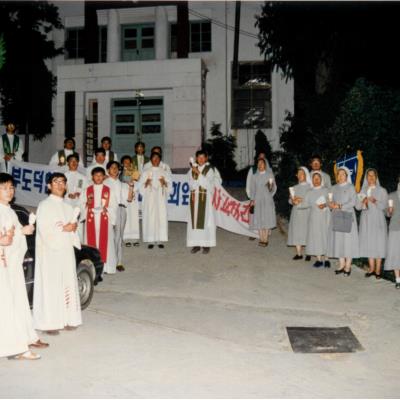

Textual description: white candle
[189,157,195,165]
[71,207,81,223]
[269,178,273,185]
[28,212,36,225]
[101,199,106,208]
[367,187,372,197]
[328,193,333,202]
[289,187,295,198]
[388,199,394,208]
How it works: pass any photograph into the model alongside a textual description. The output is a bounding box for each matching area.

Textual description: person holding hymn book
[101,136,118,164]
[120,155,140,247]
[139,152,171,249]
[249,158,277,247]
[356,168,388,279]
[187,150,222,254]
[385,176,400,288]
[105,161,134,272]
[33,173,82,336]
[309,155,332,189]
[301,171,331,268]
[287,167,311,259]
[49,137,83,168]
[0,173,47,360]
[86,148,107,178]
[81,167,118,274]
[327,166,359,276]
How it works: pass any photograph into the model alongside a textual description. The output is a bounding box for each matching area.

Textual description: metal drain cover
[286,326,363,353]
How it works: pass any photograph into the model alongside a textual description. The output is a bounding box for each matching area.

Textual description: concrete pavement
[1,221,399,398]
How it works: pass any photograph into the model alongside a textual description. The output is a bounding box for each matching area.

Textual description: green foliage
[202,122,237,181]
[0,1,63,140]
[254,129,273,163]
[0,35,5,70]
[329,78,400,193]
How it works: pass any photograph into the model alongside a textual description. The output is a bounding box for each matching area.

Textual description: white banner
[7,160,257,237]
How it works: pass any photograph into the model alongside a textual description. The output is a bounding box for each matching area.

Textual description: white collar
[49,194,63,202]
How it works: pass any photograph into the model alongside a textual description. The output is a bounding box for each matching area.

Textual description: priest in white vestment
[186,150,222,254]
[33,172,82,334]
[80,167,118,274]
[138,152,171,249]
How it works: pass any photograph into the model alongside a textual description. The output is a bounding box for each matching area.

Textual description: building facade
[28,1,294,169]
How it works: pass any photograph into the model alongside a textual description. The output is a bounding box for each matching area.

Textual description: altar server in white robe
[287,166,311,259]
[33,172,82,335]
[300,171,331,268]
[327,166,359,276]
[187,150,222,254]
[81,167,118,274]
[105,161,134,271]
[0,174,42,360]
[356,168,388,279]
[86,148,108,179]
[143,146,172,179]
[139,152,171,249]
[65,154,88,240]
[120,155,140,247]
[385,176,400,289]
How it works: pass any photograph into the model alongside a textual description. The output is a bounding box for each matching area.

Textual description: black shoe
[375,273,382,280]
[148,244,154,249]
[191,246,201,254]
[305,255,311,261]
[293,254,303,260]
[116,265,125,272]
[324,260,331,268]
[343,269,351,277]
[395,283,400,289]
[335,269,345,275]
[313,261,323,268]
[158,244,164,249]
[202,247,210,254]
[133,242,140,247]
[248,237,256,241]
[365,271,375,278]
[125,242,132,247]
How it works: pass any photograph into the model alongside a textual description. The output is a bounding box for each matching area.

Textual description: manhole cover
[286,326,363,353]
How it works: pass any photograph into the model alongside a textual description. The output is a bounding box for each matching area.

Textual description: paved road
[1,222,399,398]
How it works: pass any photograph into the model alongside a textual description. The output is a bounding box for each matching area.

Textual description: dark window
[99,26,107,62]
[170,21,211,54]
[113,100,137,108]
[65,28,85,59]
[231,62,272,129]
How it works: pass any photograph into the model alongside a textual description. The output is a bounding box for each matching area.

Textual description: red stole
[86,185,110,262]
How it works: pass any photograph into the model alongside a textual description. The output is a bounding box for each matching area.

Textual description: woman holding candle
[287,166,311,259]
[384,177,400,288]
[327,166,359,276]
[301,171,331,268]
[356,168,388,279]
[249,158,276,247]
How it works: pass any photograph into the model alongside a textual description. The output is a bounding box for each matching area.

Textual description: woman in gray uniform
[385,176,400,288]
[249,159,277,247]
[288,166,311,260]
[327,166,359,276]
[302,171,330,268]
[356,168,388,279]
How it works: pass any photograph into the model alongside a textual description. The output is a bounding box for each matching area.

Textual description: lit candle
[388,199,394,208]
[328,193,333,202]
[268,178,273,185]
[28,212,36,225]
[367,187,372,197]
[101,199,106,208]
[289,187,295,198]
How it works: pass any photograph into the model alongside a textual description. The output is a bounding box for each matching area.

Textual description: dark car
[12,203,104,310]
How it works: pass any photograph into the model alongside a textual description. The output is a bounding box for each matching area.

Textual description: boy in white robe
[143,146,172,180]
[80,167,118,274]
[105,161,134,271]
[186,150,222,254]
[138,152,171,249]
[86,148,108,179]
[33,172,82,335]
[0,173,42,360]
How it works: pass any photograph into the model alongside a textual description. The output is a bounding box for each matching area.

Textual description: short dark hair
[67,154,79,163]
[0,172,14,185]
[310,154,322,163]
[91,167,106,176]
[195,149,208,158]
[121,155,132,164]
[94,147,106,156]
[106,160,120,170]
[47,172,67,185]
[101,136,112,144]
[135,141,145,149]
[151,146,162,155]
[150,152,161,161]
[64,137,75,146]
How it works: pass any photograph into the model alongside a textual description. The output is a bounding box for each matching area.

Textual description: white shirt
[49,148,84,167]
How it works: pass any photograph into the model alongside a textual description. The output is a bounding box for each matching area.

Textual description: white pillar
[107,9,120,63]
[155,6,168,60]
